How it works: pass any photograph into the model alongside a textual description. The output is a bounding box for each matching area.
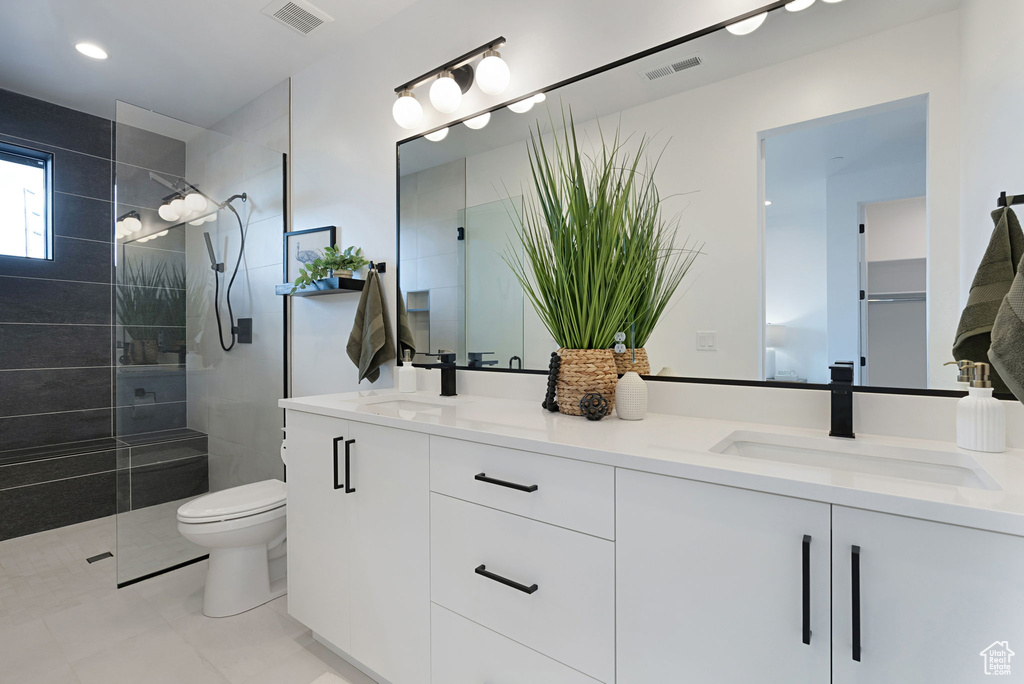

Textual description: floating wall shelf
[275,277,365,297]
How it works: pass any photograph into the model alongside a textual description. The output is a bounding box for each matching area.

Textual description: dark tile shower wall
[0,88,207,540]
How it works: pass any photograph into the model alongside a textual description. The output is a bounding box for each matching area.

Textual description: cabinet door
[284,410,352,651]
[348,421,430,684]
[832,506,1024,683]
[616,469,831,684]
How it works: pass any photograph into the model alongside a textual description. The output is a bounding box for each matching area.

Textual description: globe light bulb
[785,0,815,10]
[185,192,207,212]
[429,71,462,114]
[158,203,179,222]
[392,90,423,129]
[122,215,142,233]
[726,12,768,35]
[425,128,449,142]
[170,197,187,219]
[507,99,534,114]
[531,92,547,104]
[189,218,206,226]
[204,212,217,223]
[463,112,491,130]
[475,50,510,95]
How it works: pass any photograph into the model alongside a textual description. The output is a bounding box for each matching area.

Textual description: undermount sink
[353,394,469,416]
[710,430,1000,490]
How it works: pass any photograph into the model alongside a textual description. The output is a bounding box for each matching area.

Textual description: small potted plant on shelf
[291,245,369,292]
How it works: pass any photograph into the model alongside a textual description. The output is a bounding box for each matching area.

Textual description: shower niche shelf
[276,277,365,297]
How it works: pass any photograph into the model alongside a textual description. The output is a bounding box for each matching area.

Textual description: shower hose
[213,197,248,352]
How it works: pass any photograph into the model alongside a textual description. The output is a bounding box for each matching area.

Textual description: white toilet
[177,479,287,618]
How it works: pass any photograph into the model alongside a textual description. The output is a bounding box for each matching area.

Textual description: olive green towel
[397,287,416,358]
[990,235,1024,403]
[953,205,1024,394]
[346,270,396,383]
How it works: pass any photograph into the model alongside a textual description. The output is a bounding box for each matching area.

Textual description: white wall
[959,0,1024,307]
[185,79,289,491]
[866,197,928,263]
[765,187,828,382]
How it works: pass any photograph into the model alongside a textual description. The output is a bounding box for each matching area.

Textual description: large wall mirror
[397,0,1022,394]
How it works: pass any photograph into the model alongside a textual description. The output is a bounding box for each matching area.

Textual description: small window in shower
[0,141,52,260]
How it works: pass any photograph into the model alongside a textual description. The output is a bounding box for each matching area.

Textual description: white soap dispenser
[398,349,417,393]
[954,361,1005,453]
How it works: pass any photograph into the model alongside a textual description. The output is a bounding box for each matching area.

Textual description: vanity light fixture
[464,112,491,130]
[507,98,535,114]
[726,11,768,35]
[425,127,449,142]
[393,37,507,126]
[785,0,815,11]
[158,198,181,222]
[475,50,511,95]
[75,42,108,59]
[392,90,423,129]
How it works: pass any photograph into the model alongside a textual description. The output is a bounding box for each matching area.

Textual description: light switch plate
[697,331,718,351]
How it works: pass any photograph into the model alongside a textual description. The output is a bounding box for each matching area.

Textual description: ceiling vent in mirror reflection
[639,55,702,82]
[261,0,334,35]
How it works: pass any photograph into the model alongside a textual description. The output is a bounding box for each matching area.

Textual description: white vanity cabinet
[284,410,430,684]
[616,469,832,684]
[831,506,1024,683]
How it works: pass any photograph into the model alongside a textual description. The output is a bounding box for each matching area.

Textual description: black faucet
[829,361,855,438]
[416,351,457,397]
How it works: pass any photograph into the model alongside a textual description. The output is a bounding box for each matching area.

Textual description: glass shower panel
[464,197,525,370]
[114,101,286,585]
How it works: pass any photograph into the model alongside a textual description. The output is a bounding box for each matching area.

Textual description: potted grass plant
[505,111,673,415]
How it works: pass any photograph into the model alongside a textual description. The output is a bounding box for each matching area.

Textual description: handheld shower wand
[203,232,224,272]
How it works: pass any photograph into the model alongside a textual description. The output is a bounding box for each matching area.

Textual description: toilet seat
[177,479,286,523]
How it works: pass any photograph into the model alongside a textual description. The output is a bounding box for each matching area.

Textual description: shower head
[203,232,224,272]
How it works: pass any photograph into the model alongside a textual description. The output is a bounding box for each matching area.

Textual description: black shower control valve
[233,318,253,344]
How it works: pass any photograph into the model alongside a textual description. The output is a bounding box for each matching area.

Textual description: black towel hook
[997,192,1023,208]
[369,261,387,274]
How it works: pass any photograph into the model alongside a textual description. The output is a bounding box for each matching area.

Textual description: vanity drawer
[429,436,615,539]
[430,493,615,683]
[432,603,603,684]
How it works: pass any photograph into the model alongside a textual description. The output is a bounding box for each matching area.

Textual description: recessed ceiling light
[75,43,108,60]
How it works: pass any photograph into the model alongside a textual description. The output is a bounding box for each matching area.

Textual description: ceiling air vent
[639,55,703,82]
[261,0,334,35]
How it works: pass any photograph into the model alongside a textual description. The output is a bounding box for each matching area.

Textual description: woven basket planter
[557,348,617,416]
[613,347,650,376]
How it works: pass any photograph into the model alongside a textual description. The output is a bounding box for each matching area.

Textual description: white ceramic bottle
[955,361,1005,453]
[616,371,648,420]
[397,349,417,393]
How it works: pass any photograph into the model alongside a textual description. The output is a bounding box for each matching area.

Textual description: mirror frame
[394,0,1013,401]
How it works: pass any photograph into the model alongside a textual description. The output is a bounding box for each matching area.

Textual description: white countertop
[281,389,1024,537]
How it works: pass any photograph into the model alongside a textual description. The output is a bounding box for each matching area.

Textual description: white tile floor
[0,516,376,684]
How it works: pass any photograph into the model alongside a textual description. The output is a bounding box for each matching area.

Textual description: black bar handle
[802,535,811,645]
[332,437,344,490]
[852,545,861,661]
[344,439,356,493]
[475,564,538,594]
[475,473,538,493]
